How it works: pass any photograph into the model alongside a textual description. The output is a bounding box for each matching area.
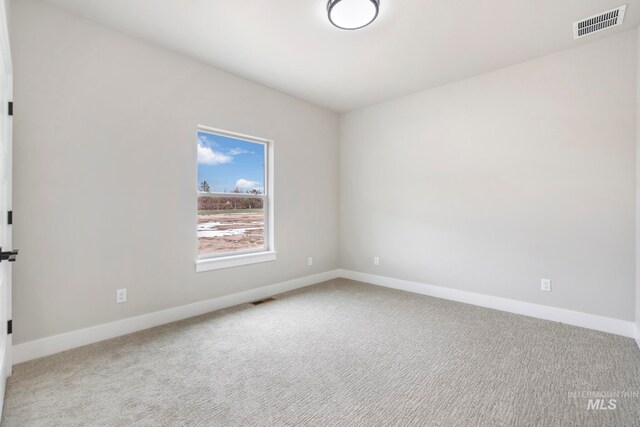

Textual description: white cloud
[198,142,232,165]
[235,179,261,191]
[227,148,250,156]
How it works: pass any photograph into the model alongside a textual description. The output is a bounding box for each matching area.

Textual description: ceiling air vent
[574,5,627,39]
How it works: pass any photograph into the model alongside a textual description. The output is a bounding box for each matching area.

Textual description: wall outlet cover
[541,279,551,292]
[117,288,127,303]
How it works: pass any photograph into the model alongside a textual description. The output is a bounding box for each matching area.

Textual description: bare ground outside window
[198,196,265,256]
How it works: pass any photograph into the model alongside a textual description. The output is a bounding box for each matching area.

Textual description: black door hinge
[7,210,12,225]
[7,102,12,116]
[7,320,11,334]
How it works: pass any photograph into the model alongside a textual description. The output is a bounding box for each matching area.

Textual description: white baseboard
[12,268,637,364]
[13,270,341,364]
[337,269,635,338]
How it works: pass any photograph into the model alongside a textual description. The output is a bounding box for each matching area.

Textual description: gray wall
[10,0,339,344]
[637,27,640,333]
[10,0,640,345]
[340,30,637,321]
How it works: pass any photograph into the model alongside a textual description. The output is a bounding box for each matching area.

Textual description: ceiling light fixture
[327,0,380,30]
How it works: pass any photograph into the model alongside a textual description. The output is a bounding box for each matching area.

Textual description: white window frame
[195,125,275,272]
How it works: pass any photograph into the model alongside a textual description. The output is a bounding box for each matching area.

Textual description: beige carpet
[2,279,640,426]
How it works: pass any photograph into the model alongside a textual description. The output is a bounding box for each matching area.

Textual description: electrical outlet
[307,256,313,266]
[373,257,380,266]
[540,279,551,292]
[116,288,127,303]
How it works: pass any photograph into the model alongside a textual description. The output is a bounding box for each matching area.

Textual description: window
[196,126,275,272]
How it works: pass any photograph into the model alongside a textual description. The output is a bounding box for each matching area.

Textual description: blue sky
[197,131,265,193]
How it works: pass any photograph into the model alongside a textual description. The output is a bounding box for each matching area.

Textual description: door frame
[0,0,13,415]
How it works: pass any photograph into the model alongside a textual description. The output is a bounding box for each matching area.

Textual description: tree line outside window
[198,180,264,211]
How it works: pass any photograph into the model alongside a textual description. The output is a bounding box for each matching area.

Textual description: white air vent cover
[574,5,627,39]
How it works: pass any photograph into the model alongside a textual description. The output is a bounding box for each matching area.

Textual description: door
[0,0,12,416]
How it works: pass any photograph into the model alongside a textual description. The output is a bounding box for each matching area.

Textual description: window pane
[198,196,265,256]
[197,131,265,194]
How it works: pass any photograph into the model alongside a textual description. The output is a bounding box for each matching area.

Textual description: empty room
[0,0,638,425]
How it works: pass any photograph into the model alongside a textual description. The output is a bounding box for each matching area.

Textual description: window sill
[196,251,277,272]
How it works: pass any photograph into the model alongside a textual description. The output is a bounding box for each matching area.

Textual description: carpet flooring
[2,279,640,426]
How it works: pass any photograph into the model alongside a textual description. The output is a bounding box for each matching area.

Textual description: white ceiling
[40,0,640,112]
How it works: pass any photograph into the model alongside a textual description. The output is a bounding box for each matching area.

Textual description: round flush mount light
[327,0,380,30]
